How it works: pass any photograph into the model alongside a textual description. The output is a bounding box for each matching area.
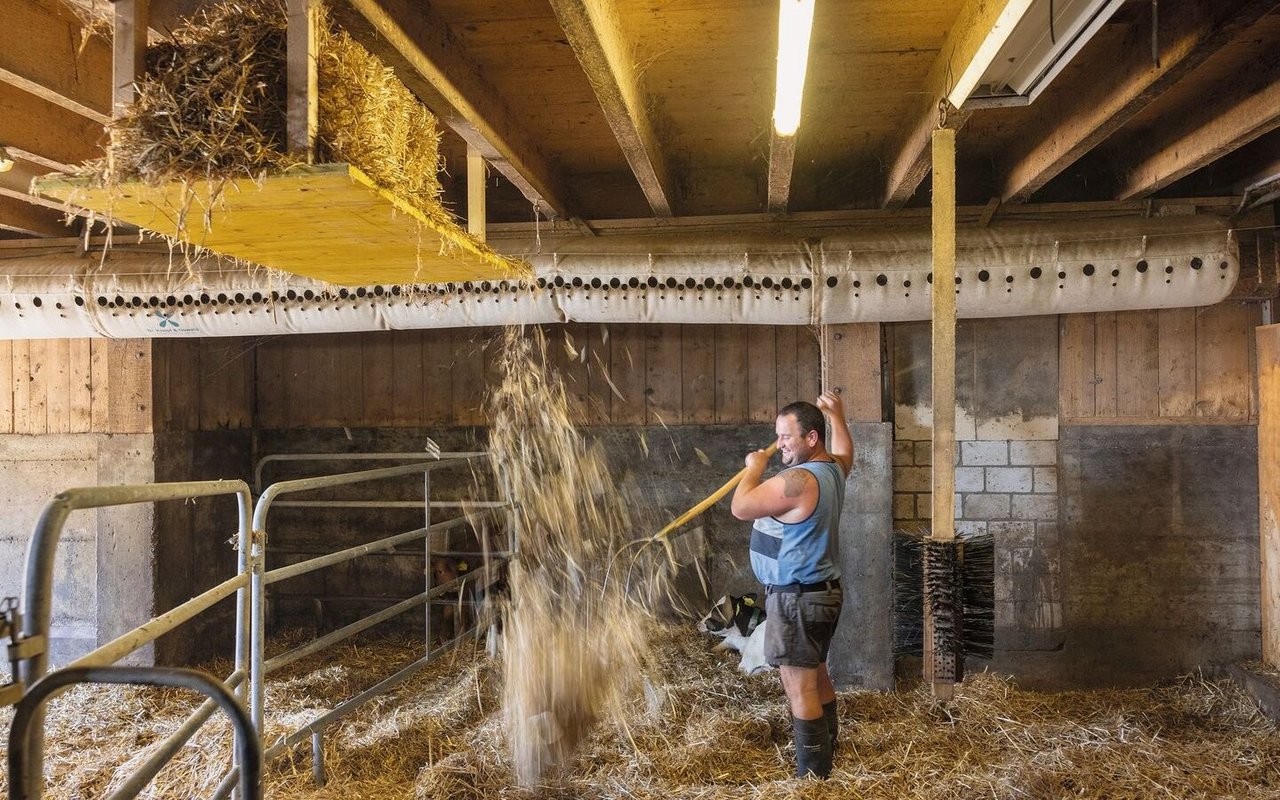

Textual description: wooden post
[111,0,149,119]
[287,0,320,162]
[926,126,957,700]
[467,145,486,241]
[1259,323,1280,666]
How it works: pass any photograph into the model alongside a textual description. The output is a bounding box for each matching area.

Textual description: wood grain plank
[12,340,34,434]
[1248,303,1263,421]
[421,328,454,426]
[43,338,70,434]
[68,338,92,432]
[644,324,682,426]
[1059,314,1095,419]
[220,337,256,430]
[336,332,365,427]
[1258,323,1280,664]
[1115,310,1159,418]
[452,329,485,426]
[255,338,286,429]
[89,338,110,431]
[746,326,777,422]
[796,326,821,404]
[681,324,715,424]
[714,325,749,424]
[25,339,50,434]
[1196,303,1251,419]
[825,323,882,421]
[1093,312,1118,418]
[109,340,152,433]
[361,331,397,427]
[282,335,312,429]
[583,323,612,425]
[200,338,242,431]
[1157,308,1197,417]
[609,324,647,425]
[548,324,590,425]
[389,329,425,427]
[0,340,12,434]
[774,325,798,412]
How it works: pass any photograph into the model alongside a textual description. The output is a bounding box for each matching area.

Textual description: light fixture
[0,146,14,173]
[772,0,816,137]
[955,0,1125,109]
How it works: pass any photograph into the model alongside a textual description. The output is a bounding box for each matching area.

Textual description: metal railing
[6,452,515,798]
[10,480,254,800]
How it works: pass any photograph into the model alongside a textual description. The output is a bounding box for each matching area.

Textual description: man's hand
[816,389,844,419]
[743,448,772,473]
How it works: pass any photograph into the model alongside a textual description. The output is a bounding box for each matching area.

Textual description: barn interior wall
[891,302,1265,687]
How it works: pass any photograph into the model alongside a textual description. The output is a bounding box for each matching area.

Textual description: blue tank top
[749,460,845,586]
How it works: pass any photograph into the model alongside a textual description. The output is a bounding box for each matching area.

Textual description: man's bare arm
[818,390,854,476]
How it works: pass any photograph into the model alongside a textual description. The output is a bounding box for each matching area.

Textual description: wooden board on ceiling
[35,164,526,287]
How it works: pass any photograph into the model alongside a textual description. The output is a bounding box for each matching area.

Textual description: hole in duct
[1219,261,1229,270]
[875,274,887,286]
[216,293,227,304]
[725,277,737,288]
[685,278,696,289]
[1058,284,1064,289]
[781,278,793,289]
[854,293,859,298]
[1191,257,1203,270]
[1057,271,1066,280]
[589,278,600,288]
[391,286,402,296]
[303,290,315,300]
[234,293,245,304]
[743,276,754,287]
[356,287,367,297]
[1166,279,1172,284]
[338,288,349,299]
[762,277,774,288]
[1137,260,1149,273]
[251,292,262,303]
[647,277,658,287]
[1164,265,1173,274]
[75,297,85,307]
[704,277,715,289]
[1112,283,1117,287]
[1005,275,1013,284]
[1030,267,1042,279]
[56,302,63,310]
[903,279,911,288]
[1111,269,1120,277]
[572,277,584,287]
[536,278,546,288]
[927,273,933,284]
[978,270,990,282]
[554,276,565,287]
[165,295,176,306]
[664,277,676,288]
[286,290,297,300]
[32,297,42,307]
[96,297,107,307]
[610,278,621,288]
[131,297,143,307]
[1007,288,1012,293]
[853,280,861,288]
[801,278,812,289]
[1083,264,1095,276]
[14,303,21,310]
[628,277,639,288]
[955,277,962,285]
[148,296,159,307]
[116,295,125,306]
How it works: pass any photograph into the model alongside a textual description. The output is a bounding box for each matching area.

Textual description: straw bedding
[2,628,1279,799]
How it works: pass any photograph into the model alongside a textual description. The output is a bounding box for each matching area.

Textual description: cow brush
[892,529,994,669]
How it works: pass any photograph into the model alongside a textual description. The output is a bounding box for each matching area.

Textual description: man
[731,390,852,779]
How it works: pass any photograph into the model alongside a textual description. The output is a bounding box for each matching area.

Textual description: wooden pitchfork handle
[653,443,779,541]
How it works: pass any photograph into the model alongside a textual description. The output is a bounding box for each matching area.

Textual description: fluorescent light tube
[773,0,816,137]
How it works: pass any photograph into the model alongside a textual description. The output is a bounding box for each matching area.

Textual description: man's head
[776,401,825,465]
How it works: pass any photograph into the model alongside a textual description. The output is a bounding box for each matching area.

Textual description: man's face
[775,413,815,466]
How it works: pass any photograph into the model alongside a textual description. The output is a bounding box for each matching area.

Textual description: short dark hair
[778,401,825,442]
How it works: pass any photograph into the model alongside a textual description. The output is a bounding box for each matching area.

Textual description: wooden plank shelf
[35,163,525,286]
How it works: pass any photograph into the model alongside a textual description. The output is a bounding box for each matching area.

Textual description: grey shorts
[764,587,843,668]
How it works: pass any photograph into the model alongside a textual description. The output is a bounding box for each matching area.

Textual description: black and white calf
[697,593,771,675]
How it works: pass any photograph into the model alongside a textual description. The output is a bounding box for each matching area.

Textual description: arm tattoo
[782,469,809,498]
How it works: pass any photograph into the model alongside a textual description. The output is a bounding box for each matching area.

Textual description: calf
[697,594,772,675]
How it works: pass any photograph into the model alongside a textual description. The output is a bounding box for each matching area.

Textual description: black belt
[767,579,840,595]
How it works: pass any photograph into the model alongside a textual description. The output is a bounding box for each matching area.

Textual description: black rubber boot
[792,715,831,779]
[823,699,839,757]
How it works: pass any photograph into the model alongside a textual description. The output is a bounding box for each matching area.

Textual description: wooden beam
[880,0,1028,208]
[1260,323,1280,666]
[1001,0,1278,203]
[1118,62,1280,200]
[926,126,958,700]
[337,0,573,220]
[286,0,319,160]
[0,0,111,124]
[0,82,104,168]
[767,130,796,214]
[0,195,73,237]
[0,160,73,214]
[112,0,150,118]
[548,0,674,217]
[467,145,485,241]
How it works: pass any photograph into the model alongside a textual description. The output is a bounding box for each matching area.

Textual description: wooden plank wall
[1060,303,1264,423]
[0,338,152,434]
[152,337,256,431]
[1261,324,1280,665]
[253,324,827,429]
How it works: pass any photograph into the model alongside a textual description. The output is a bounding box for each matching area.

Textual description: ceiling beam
[1001,0,1278,204]
[335,0,573,220]
[0,82,106,167]
[0,0,112,124]
[879,0,1031,209]
[0,195,73,238]
[767,131,796,213]
[0,160,72,214]
[1117,61,1280,200]
[547,0,674,217]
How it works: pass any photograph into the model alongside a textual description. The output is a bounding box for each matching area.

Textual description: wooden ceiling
[2,0,1279,240]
